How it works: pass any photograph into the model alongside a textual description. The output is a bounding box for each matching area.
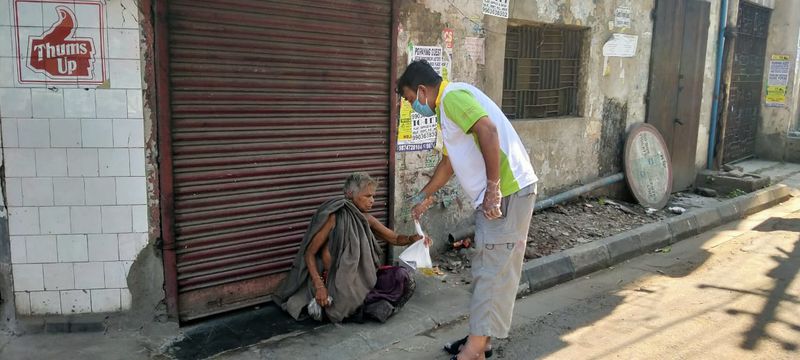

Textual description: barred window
[502,25,584,119]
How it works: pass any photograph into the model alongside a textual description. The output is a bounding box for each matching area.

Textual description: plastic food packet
[307,296,333,321]
[399,220,433,271]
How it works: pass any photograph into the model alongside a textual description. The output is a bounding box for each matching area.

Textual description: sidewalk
[1,160,798,360]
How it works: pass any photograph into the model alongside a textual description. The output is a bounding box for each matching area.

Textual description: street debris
[668,206,686,214]
[654,246,672,253]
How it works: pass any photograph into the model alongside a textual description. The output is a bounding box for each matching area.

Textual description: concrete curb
[519,184,793,294]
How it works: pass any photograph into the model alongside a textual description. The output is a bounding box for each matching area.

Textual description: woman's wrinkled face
[351,184,376,212]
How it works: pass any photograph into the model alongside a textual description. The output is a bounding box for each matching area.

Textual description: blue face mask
[412,88,436,117]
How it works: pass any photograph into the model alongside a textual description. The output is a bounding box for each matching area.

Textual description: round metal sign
[623,123,673,209]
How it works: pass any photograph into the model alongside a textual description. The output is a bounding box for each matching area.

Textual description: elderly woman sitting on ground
[275,172,426,323]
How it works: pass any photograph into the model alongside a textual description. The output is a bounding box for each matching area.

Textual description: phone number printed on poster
[398,100,437,152]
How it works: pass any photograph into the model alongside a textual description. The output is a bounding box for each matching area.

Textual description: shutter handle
[674,118,684,126]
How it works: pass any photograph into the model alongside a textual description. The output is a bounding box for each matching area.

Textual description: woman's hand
[315,286,330,307]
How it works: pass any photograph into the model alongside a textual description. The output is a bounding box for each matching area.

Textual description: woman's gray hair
[343,172,378,197]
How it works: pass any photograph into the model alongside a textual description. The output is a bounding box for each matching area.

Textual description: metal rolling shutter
[165,0,393,320]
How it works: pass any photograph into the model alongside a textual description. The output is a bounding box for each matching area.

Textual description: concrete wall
[754,0,800,161]
[0,0,147,318]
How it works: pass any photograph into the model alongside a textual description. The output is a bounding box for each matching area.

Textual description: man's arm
[411,155,454,219]
[305,214,336,307]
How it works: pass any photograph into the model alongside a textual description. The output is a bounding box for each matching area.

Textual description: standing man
[398,60,538,360]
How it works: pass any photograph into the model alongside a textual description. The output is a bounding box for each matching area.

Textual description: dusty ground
[432,192,723,286]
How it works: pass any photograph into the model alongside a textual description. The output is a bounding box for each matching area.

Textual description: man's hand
[482,180,503,220]
[411,192,435,220]
[315,286,330,307]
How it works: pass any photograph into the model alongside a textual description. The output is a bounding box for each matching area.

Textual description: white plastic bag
[307,296,333,321]
[399,221,433,270]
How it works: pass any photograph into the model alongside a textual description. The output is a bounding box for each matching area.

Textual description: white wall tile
[70,206,102,234]
[91,289,121,312]
[132,205,148,233]
[35,148,68,176]
[72,1,100,28]
[39,207,70,234]
[88,234,118,261]
[0,4,11,28]
[53,178,85,205]
[10,236,27,263]
[31,291,61,315]
[84,177,116,205]
[81,119,113,147]
[0,58,15,87]
[95,90,128,118]
[67,148,99,176]
[118,233,147,261]
[108,29,141,59]
[9,207,40,235]
[61,290,91,314]
[122,261,133,277]
[57,235,88,262]
[107,0,139,29]
[5,177,23,206]
[99,148,130,176]
[102,206,132,233]
[22,177,54,206]
[109,59,141,89]
[26,235,58,263]
[127,90,143,118]
[5,149,36,177]
[0,89,32,118]
[112,119,144,147]
[116,177,145,205]
[12,264,44,291]
[15,292,32,315]
[104,262,127,288]
[74,262,105,289]
[44,263,75,290]
[2,118,19,147]
[30,291,62,315]
[63,89,96,118]
[129,148,145,176]
[15,1,44,27]
[31,89,65,118]
[0,26,13,57]
[17,119,49,147]
[50,119,82,147]
[121,288,132,310]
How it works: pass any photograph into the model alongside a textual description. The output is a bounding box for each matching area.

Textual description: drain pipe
[534,173,625,212]
[707,0,730,169]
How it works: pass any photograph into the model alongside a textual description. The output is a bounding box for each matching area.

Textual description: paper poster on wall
[13,0,107,85]
[399,46,447,152]
[411,46,443,72]
[765,54,791,107]
[482,0,509,19]
[602,34,638,58]
[464,37,485,65]
[443,28,454,49]
[614,6,632,29]
[398,100,438,152]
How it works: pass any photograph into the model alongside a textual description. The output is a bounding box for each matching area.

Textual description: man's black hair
[396,60,443,94]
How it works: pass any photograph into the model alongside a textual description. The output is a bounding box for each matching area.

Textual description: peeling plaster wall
[754,0,800,161]
[499,0,656,195]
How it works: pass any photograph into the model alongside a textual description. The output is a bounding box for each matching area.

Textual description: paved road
[366,196,800,360]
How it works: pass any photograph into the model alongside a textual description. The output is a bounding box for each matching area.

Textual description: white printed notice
[464,37,485,65]
[482,0,509,19]
[614,6,632,29]
[602,34,638,58]
[398,46,444,152]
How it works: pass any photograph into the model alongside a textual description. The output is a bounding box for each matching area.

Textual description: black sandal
[443,336,493,358]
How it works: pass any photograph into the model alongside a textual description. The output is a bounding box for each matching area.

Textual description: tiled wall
[0,0,147,315]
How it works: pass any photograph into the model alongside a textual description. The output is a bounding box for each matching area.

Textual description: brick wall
[0,0,146,315]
